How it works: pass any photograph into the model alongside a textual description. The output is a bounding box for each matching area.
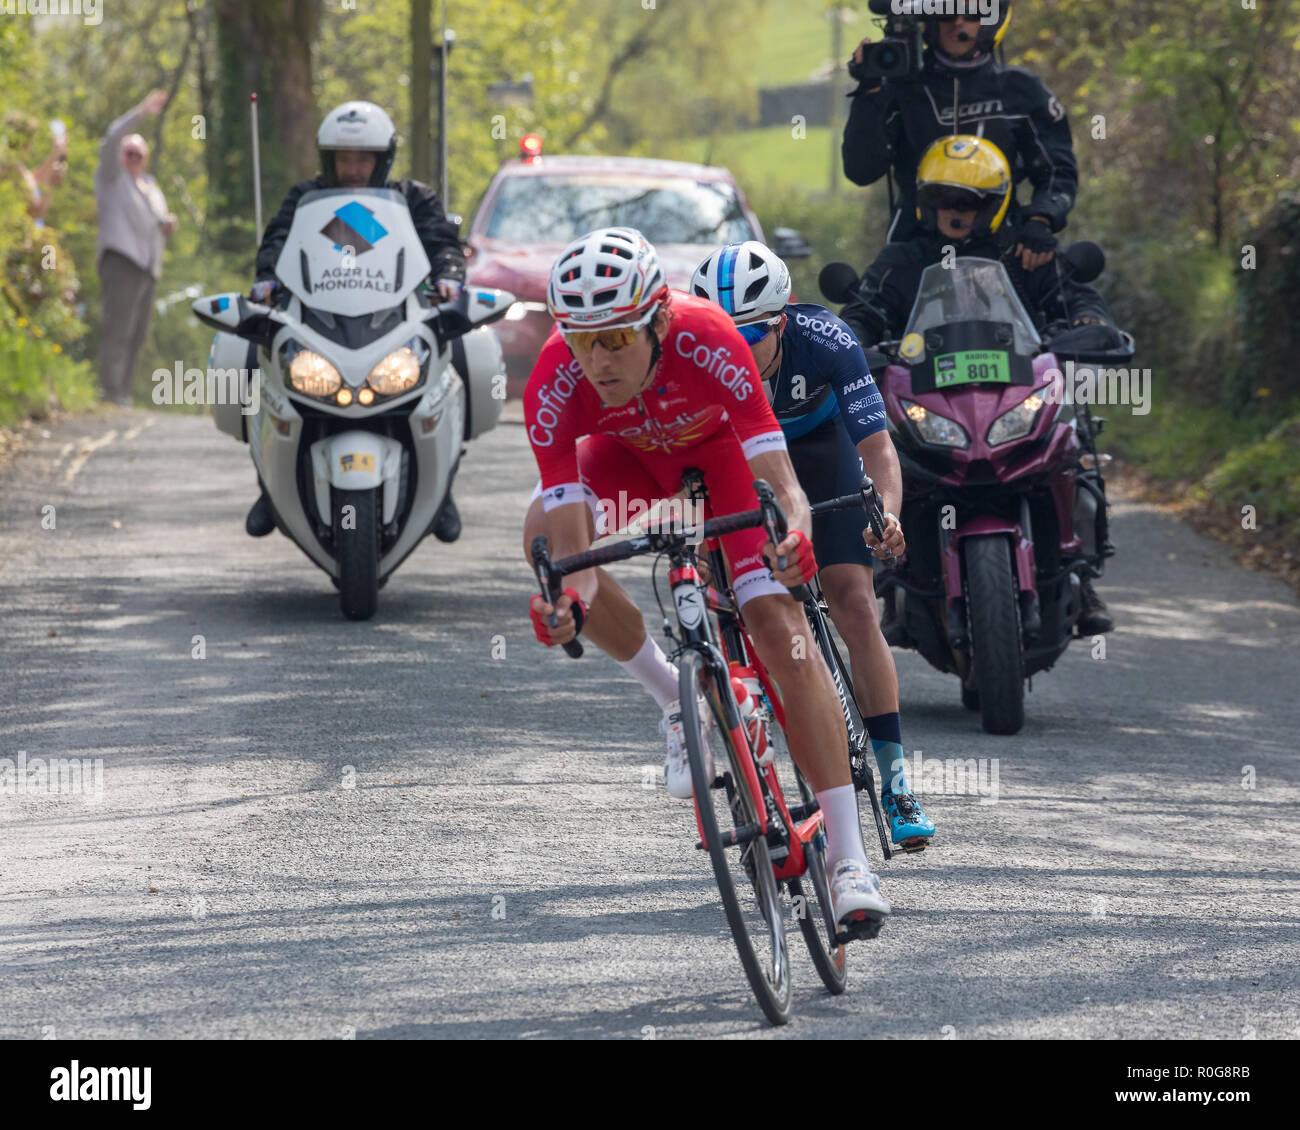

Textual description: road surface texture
[2,407,1297,1039]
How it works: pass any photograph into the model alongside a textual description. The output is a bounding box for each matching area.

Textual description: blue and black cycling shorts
[787,415,874,571]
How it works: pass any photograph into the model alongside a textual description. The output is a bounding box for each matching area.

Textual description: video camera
[848,0,927,84]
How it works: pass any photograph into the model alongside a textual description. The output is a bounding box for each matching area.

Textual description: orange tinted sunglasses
[561,304,659,354]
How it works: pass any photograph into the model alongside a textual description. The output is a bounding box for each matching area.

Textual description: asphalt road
[2,407,1297,1039]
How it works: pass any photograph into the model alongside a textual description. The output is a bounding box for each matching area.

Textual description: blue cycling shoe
[882,790,935,852]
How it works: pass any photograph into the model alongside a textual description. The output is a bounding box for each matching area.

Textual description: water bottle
[730,670,771,767]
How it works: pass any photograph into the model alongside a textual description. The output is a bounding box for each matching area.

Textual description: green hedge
[0,323,97,428]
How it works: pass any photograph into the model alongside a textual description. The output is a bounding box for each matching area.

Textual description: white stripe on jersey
[741,430,788,460]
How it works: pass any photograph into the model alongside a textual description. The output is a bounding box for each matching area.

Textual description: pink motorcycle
[822,248,1134,734]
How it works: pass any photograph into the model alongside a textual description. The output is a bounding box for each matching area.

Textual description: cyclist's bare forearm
[527,498,646,660]
[747,449,812,540]
[542,501,600,609]
[856,431,902,518]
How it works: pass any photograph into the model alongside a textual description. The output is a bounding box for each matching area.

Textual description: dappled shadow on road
[3,859,1295,1039]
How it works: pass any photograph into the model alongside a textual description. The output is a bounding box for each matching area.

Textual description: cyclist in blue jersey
[691,241,934,851]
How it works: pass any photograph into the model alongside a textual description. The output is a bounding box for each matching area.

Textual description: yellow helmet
[915,135,1012,238]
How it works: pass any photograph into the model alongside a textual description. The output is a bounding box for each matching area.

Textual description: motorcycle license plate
[339,453,375,473]
[934,350,1012,388]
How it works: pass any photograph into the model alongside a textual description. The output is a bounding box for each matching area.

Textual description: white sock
[816,784,870,868]
[618,635,679,708]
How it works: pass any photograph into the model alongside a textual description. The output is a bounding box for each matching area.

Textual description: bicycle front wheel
[790,765,848,995]
[679,648,791,1026]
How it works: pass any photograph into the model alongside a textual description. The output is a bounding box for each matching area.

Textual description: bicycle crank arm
[696,821,762,851]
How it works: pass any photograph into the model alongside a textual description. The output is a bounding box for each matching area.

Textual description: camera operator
[842,1,1076,271]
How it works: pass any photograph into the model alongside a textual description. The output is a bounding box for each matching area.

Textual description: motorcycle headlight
[285,344,342,397]
[367,339,430,398]
[368,345,423,396]
[988,392,1045,446]
[902,399,969,449]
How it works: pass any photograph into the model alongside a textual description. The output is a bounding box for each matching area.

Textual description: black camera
[848,0,925,85]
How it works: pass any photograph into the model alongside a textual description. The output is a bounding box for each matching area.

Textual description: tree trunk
[410,0,433,184]
[212,0,319,257]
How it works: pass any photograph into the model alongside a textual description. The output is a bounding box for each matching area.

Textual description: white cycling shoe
[828,858,891,939]
[662,697,714,799]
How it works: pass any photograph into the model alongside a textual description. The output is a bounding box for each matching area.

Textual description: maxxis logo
[675,330,754,401]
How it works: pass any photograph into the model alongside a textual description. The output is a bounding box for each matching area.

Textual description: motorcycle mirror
[1062,241,1106,284]
[427,285,516,341]
[819,261,861,306]
[192,292,276,345]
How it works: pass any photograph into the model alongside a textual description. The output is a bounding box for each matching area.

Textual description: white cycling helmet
[547,227,668,328]
[318,101,397,188]
[691,241,791,326]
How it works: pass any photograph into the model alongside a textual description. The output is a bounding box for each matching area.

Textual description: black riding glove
[1014,219,1058,256]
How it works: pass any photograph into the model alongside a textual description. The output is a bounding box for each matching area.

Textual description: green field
[754,3,872,87]
[659,123,844,195]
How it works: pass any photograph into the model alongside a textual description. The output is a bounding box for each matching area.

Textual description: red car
[465,137,809,396]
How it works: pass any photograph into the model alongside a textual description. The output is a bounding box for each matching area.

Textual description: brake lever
[859,476,896,570]
[754,479,813,604]
[529,535,583,659]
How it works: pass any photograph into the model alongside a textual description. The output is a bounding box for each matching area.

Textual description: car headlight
[987,392,1045,446]
[902,399,968,448]
[368,346,422,396]
[285,344,342,397]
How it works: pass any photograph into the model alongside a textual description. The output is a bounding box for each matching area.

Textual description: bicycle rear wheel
[679,648,791,1025]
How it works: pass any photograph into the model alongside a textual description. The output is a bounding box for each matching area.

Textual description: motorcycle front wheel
[334,487,380,621]
[965,534,1025,734]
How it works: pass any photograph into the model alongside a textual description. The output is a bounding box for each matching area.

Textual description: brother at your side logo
[49,1061,151,1111]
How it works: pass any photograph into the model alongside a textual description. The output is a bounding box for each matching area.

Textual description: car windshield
[484,174,755,245]
[904,259,1042,356]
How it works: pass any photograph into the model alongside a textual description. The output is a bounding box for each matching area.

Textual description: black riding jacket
[842,50,1078,243]
[255,176,466,285]
[838,230,1115,348]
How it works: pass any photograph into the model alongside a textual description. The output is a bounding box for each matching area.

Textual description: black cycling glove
[1014,219,1058,256]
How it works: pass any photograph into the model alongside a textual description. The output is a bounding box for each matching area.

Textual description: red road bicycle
[532,475,889,1025]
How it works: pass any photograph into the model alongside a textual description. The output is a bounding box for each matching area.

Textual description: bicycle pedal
[895,837,930,854]
[835,913,885,944]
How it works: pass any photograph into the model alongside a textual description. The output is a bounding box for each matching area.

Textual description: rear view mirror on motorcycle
[425,285,515,347]
[818,261,862,306]
[1060,241,1105,284]
[192,292,281,348]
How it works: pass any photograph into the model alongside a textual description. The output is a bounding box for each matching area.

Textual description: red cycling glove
[530,588,587,647]
[769,529,818,583]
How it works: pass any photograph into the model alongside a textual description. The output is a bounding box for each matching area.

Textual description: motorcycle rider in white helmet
[245,100,467,542]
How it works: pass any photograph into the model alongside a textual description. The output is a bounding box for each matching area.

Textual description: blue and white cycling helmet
[691,241,792,343]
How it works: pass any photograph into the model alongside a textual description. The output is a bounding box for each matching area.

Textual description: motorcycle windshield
[904,259,1042,357]
[273,188,433,317]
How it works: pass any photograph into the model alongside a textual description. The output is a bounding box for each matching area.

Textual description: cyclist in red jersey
[523,227,890,935]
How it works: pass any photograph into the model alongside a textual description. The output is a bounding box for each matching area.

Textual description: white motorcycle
[193,187,514,620]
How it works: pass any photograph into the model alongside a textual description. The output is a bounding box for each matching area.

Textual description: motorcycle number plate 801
[933,350,1011,388]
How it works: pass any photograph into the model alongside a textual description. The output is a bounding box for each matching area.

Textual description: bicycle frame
[663,543,814,885]
[531,474,893,882]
